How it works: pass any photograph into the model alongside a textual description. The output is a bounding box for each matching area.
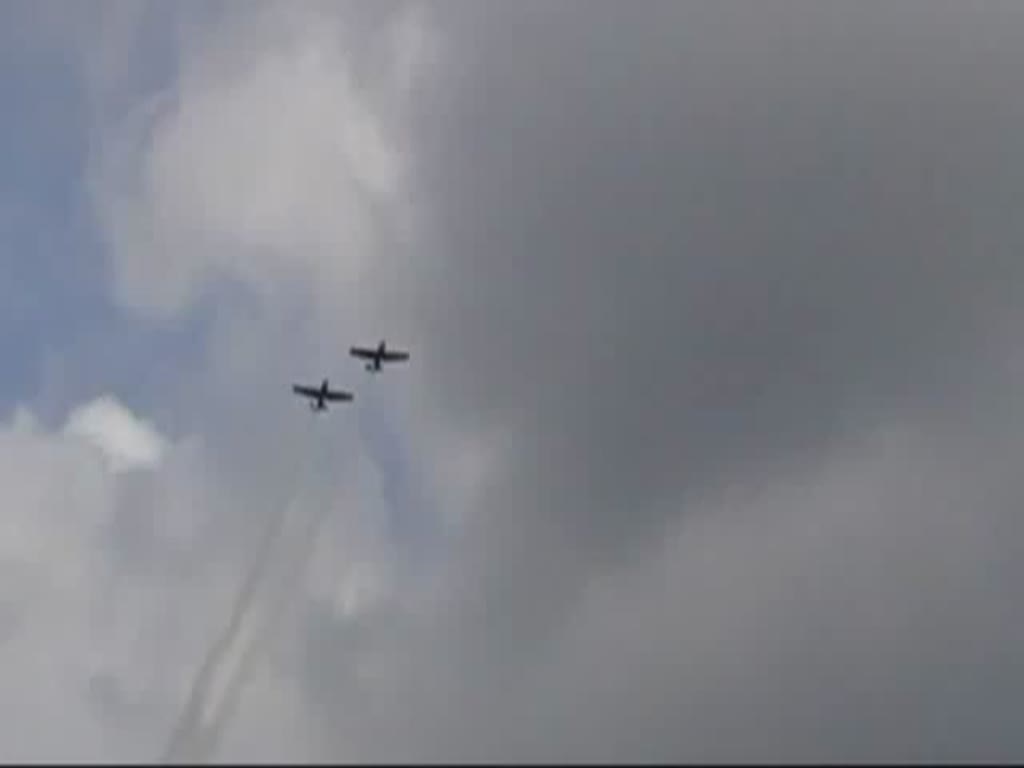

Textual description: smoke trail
[186,473,336,762]
[162,493,298,761]
[162,418,316,763]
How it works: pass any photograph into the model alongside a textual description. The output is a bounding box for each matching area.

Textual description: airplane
[350,339,410,373]
[292,379,354,412]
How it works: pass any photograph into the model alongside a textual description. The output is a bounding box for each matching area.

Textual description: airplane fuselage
[313,378,328,410]
[365,341,386,373]
[308,378,332,411]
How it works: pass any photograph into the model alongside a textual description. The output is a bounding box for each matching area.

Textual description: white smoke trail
[162,416,319,763]
[162,494,298,762]
[187,473,336,762]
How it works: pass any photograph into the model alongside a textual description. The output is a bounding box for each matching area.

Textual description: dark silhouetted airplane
[350,340,410,373]
[292,379,354,412]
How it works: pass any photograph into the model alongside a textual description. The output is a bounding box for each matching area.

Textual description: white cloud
[0,398,258,761]
[64,395,166,473]
[92,2,425,325]
[73,11,441,753]
[0,400,152,759]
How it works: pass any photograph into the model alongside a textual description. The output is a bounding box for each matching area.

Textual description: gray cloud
[47,0,1024,761]
[403,0,1024,620]
[324,1,1024,759]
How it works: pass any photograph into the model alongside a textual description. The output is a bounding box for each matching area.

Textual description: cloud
[0,398,172,759]
[31,0,1024,761]
[320,2,1024,759]
[0,391,352,761]
[384,0,1024,679]
[65,395,166,472]
[91,0,428,328]
[481,419,1024,762]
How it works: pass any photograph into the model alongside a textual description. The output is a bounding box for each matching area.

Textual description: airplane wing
[292,385,320,398]
[349,347,375,360]
[323,389,354,402]
[381,350,410,362]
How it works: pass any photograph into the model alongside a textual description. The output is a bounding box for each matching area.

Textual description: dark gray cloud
[401,0,1015,621]
[300,1,1024,759]
[416,0,1024,536]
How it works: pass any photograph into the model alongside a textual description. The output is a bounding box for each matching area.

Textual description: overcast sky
[3,0,1024,761]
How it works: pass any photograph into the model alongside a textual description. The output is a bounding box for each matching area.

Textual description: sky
[3,0,1024,761]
